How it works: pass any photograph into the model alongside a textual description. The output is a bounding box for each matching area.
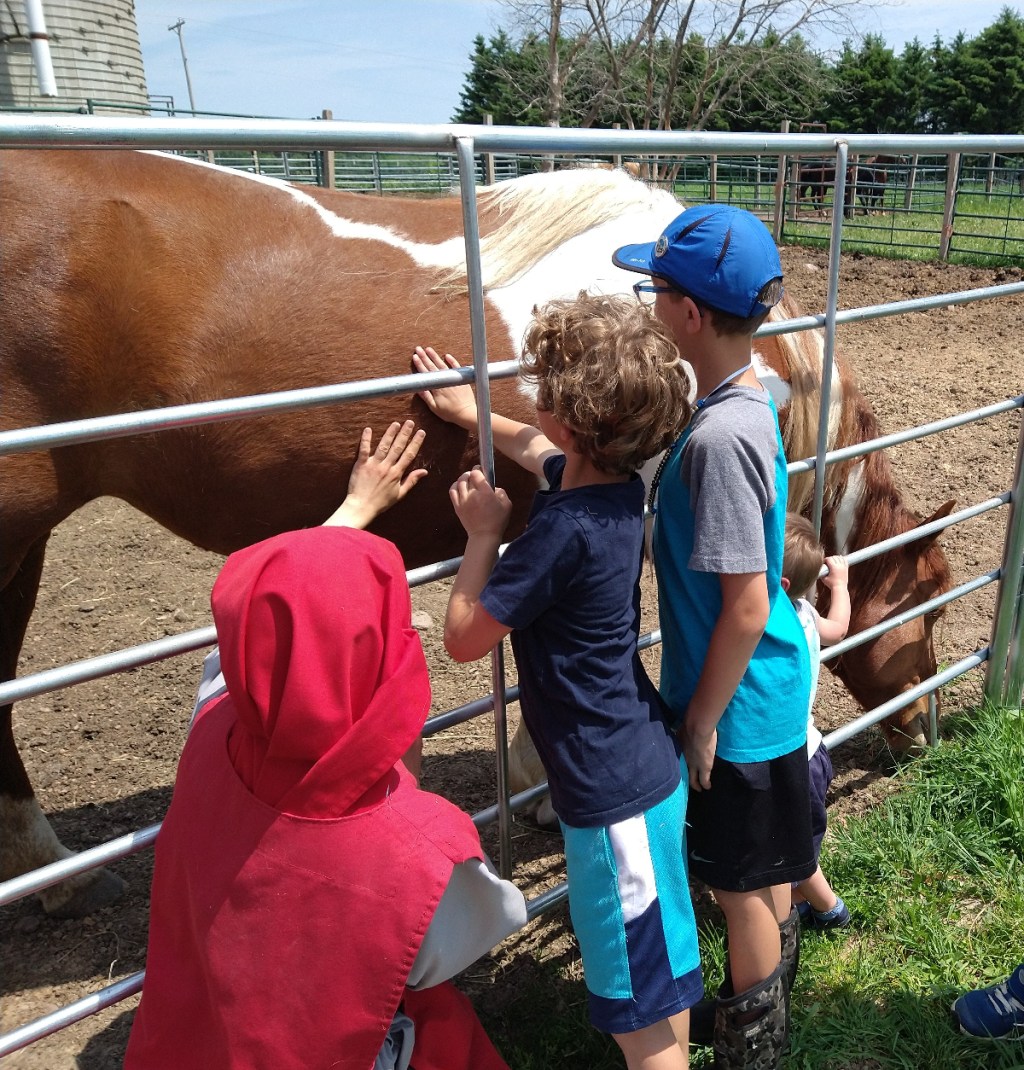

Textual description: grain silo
[0,0,148,113]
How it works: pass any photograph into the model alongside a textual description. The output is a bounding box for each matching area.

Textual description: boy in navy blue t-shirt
[413,293,700,1069]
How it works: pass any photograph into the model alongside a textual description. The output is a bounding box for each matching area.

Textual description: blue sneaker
[952,963,1024,1040]
[806,896,850,932]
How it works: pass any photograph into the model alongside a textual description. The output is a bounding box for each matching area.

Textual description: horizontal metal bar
[0,362,519,457]
[787,396,1024,475]
[526,882,569,921]
[0,868,571,1059]
[839,495,1009,569]
[2,114,1023,156]
[823,648,989,750]
[474,781,550,829]
[0,626,218,706]
[0,972,144,1058]
[821,570,1000,662]
[758,284,1024,343]
[0,825,159,907]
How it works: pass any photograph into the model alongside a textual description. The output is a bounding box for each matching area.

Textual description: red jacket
[125,528,510,1070]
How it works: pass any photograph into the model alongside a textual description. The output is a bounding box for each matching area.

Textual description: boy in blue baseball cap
[613,205,815,1069]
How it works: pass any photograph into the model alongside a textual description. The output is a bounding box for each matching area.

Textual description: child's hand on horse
[449,467,512,540]
[323,421,427,529]
[412,346,479,430]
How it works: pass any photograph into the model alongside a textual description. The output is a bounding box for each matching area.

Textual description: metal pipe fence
[1,118,1023,1058]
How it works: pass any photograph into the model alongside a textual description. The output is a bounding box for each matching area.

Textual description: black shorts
[807,740,834,863]
[686,744,815,892]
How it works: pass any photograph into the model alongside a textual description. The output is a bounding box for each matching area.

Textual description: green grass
[479,701,1024,1068]
[670,178,1024,265]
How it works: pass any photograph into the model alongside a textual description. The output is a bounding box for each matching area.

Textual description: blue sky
[136,1,1021,124]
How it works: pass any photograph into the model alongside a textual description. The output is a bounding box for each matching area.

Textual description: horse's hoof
[515,799,562,835]
[39,867,126,918]
[532,799,561,834]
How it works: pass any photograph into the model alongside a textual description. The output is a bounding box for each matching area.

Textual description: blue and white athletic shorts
[561,780,703,1034]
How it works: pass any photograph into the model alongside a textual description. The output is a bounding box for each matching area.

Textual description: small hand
[412,346,479,429]
[324,421,427,529]
[822,554,849,589]
[681,720,717,792]
[449,467,511,539]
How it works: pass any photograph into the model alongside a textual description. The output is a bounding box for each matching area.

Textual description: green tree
[929,31,975,132]
[452,31,548,125]
[822,34,904,132]
[891,39,934,134]
[960,7,1024,133]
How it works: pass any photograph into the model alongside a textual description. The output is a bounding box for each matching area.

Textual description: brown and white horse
[0,150,950,915]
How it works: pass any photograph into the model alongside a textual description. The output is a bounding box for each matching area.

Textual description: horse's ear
[917,500,956,547]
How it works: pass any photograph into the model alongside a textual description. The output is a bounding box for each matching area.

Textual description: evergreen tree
[961,8,1024,133]
[822,34,903,132]
[451,32,547,125]
[929,31,974,132]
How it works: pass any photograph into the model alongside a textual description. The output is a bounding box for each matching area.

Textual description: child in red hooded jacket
[125,423,526,1070]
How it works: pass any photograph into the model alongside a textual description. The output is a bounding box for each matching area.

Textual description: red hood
[211,526,430,817]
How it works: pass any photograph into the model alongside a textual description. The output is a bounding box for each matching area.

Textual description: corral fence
[0,117,1023,1058]
[158,144,1024,263]
[15,100,1024,261]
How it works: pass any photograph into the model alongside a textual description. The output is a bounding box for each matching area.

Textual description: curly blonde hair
[521,292,691,475]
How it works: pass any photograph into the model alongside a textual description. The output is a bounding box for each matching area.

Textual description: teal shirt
[652,386,809,762]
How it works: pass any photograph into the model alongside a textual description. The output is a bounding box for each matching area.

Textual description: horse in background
[797,158,890,214]
[797,162,835,211]
[1,151,950,914]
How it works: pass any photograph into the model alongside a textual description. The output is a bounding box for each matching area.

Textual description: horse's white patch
[0,795,70,878]
[753,348,789,408]
[833,460,866,554]
[143,149,464,269]
[487,207,680,366]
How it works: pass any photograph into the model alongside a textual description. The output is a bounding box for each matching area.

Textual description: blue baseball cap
[613,203,784,318]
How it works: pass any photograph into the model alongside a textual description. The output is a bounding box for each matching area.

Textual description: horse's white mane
[446,168,681,291]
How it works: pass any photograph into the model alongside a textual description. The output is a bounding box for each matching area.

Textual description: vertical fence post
[483,113,496,185]
[904,153,919,210]
[709,154,718,202]
[787,153,802,226]
[985,411,1024,709]
[319,109,335,189]
[453,136,514,880]
[773,119,789,241]
[810,141,849,537]
[939,151,961,261]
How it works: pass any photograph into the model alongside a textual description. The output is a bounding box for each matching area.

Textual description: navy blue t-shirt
[480,455,680,828]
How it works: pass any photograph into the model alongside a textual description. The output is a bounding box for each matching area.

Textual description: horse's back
[0,149,536,565]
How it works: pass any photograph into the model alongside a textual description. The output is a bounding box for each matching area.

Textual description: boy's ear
[682,296,704,335]
[780,576,791,593]
[548,417,577,449]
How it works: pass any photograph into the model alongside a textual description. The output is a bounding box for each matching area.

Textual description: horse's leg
[508,718,557,830]
[0,535,126,916]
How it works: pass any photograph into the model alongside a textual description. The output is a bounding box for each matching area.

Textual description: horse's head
[829,499,955,752]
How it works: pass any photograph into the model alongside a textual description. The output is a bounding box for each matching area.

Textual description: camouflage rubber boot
[694,910,799,1049]
[778,906,800,1051]
[689,978,729,1047]
[779,907,801,994]
[712,959,788,1070]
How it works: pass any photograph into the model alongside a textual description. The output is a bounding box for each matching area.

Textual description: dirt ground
[2,245,1022,1068]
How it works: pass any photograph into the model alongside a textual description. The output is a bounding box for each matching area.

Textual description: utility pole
[168,17,197,114]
